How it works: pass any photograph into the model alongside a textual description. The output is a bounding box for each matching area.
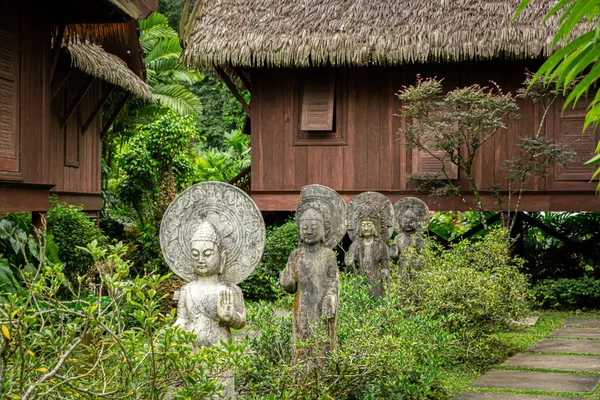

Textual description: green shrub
[0,239,243,399]
[47,197,106,283]
[239,273,504,398]
[240,218,298,301]
[0,216,60,294]
[394,229,530,334]
[529,277,600,309]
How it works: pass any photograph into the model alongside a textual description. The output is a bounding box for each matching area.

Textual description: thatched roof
[68,43,154,101]
[103,0,158,19]
[182,0,591,68]
[55,23,130,45]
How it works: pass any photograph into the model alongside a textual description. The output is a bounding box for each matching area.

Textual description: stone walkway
[455,318,600,399]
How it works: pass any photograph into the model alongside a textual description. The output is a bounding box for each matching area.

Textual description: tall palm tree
[139,13,203,116]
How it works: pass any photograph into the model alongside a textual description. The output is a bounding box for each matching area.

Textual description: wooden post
[215,66,250,117]
[101,92,131,139]
[82,86,115,135]
[61,76,96,129]
[32,211,46,242]
[233,67,251,92]
[50,24,66,81]
[51,67,73,101]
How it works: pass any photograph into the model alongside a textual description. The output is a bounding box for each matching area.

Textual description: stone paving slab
[527,339,600,354]
[565,318,600,328]
[551,328,600,339]
[510,316,540,326]
[471,370,600,392]
[455,392,583,400]
[501,353,600,372]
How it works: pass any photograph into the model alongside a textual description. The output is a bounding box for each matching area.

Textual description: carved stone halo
[347,191,394,242]
[296,184,347,249]
[159,182,266,284]
[394,197,430,232]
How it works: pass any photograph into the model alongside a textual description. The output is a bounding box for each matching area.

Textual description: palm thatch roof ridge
[182,0,591,68]
[104,0,158,19]
[68,42,154,101]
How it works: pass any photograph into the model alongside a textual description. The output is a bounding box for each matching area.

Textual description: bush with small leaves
[240,218,298,301]
[393,229,529,335]
[238,274,491,399]
[0,237,245,399]
[529,277,600,310]
[46,197,106,285]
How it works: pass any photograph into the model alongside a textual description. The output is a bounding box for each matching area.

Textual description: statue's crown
[300,208,324,224]
[403,209,417,218]
[191,221,221,243]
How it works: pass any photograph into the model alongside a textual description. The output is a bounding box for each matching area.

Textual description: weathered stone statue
[345,192,394,297]
[160,181,265,398]
[280,184,347,362]
[391,197,430,276]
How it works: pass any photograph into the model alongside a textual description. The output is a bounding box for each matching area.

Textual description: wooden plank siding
[0,7,103,212]
[250,60,600,211]
[50,67,103,197]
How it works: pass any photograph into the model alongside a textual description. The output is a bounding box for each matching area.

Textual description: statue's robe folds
[280,246,339,356]
[175,281,246,347]
[175,281,245,399]
[392,231,424,276]
[348,240,389,297]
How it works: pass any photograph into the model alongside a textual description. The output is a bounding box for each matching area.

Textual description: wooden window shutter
[0,0,20,173]
[554,99,598,181]
[409,109,458,180]
[301,71,335,131]
[412,147,459,179]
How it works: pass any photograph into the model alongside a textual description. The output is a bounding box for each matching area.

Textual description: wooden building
[182,0,600,212]
[0,0,156,216]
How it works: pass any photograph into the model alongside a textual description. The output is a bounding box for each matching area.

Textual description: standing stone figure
[345,192,394,297]
[280,184,347,362]
[391,197,430,276]
[160,182,266,398]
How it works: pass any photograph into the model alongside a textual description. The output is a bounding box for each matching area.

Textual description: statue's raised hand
[218,288,235,323]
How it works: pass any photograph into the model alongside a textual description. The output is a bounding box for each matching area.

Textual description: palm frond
[146,57,180,75]
[140,24,179,53]
[139,13,170,31]
[169,69,205,85]
[145,37,183,64]
[152,84,203,116]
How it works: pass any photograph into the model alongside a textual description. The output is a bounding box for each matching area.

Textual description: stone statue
[280,184,347,362]
[391,197,430,276]
[160,181,266,398]
[345,192,394,297]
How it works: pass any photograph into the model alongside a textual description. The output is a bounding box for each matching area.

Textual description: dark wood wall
[0,1,103,212]
[250,61,600,211]
[50,68,103,204]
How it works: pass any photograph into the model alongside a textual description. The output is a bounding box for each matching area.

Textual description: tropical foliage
[515,0,600,189]
[397,75,575,229]
[195,131,250,181]
[140,12,203,116]
[0,238,244,399]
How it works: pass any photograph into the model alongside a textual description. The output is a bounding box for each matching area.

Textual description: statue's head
[299,208,325,245]
[402,210,418,232]
[190,221,227,277]
[359,219,377,238]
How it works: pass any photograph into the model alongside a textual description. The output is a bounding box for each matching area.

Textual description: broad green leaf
[532,31,596,83]
[563,42,600,86]
[565,62,600,108]
[512,0,534,23]
[554,0,591,45]
[585,153,600,164]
